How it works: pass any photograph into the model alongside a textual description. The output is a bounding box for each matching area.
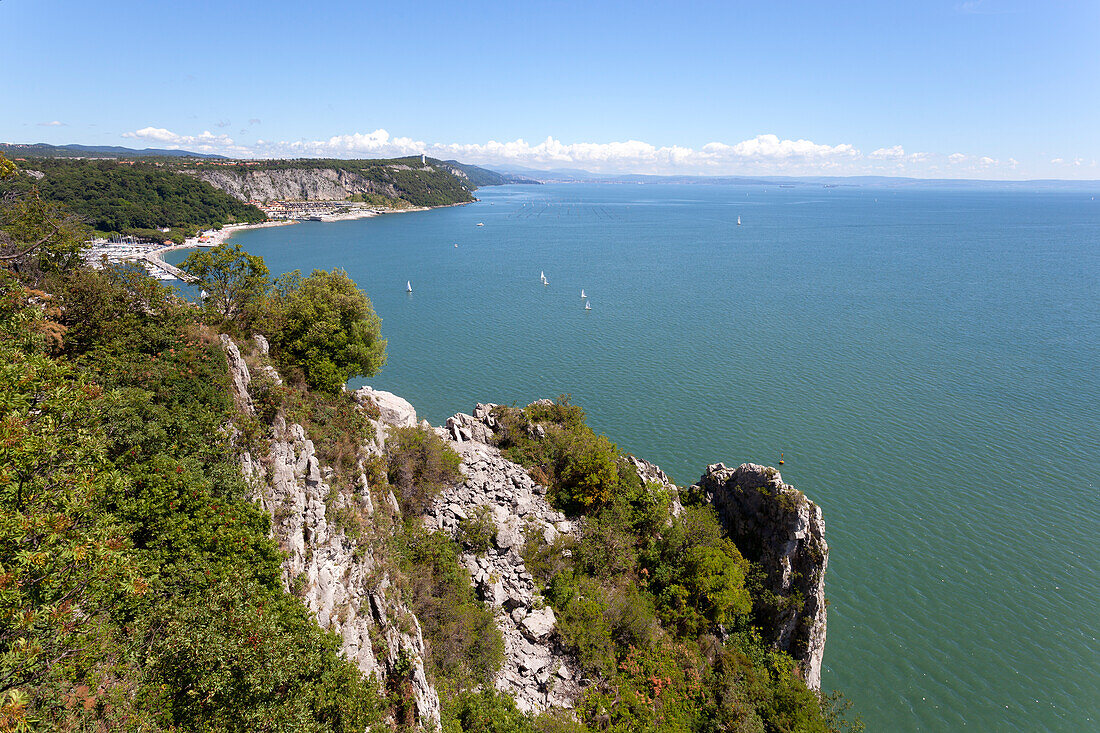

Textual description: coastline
[148,199,473,265]
[149,220,298,263]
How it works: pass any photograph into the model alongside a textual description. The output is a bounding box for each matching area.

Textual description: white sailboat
[737,215,742,226]
[580,289,586,298]
[584,300,591,310]
[406,280,412,293]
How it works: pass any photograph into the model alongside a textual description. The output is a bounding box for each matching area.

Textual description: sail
[406,280,412,292]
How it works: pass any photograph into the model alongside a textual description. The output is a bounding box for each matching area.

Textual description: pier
[141,255,197,283]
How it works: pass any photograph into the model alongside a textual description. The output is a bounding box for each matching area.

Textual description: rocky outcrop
[221,334,830,716]
[219,334,254,415]
[694,463,828,689]
[222,338,442,729]
[429,405,583,714]
[191,167,404,203]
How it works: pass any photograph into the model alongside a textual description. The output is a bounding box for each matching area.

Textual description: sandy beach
[146,200,468,266]
[149,220,297,263]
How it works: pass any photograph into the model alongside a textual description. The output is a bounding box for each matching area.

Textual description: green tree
[182,242,270,327]
[0,191,87,279]
[271,268,386,393]
[0,155,17,181]
[0,277,140,699]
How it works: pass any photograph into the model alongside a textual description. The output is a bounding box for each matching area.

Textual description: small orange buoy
[778,452,785,465]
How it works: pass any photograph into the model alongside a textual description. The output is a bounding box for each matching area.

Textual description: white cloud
[119,125,1049,178]
[36,120,66,127]
[122,126,234,150]
[255,130,862,175]
[870,145,906,159]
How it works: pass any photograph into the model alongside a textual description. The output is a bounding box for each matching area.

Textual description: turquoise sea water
[169,183,1099,731]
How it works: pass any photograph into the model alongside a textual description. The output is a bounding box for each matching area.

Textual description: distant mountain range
[442,161,540,186]
[0,142,226,159]
[5,144,1097,189]
[484,165,1100,189]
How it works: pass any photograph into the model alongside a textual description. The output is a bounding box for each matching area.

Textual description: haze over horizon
[3,0,1098,180]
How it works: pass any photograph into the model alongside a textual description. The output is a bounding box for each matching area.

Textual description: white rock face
[222,338,441,730]
[220,339,831,719]
[220,334,253,415]
[252,333,270,355]
[428,408,583,714]
[191,167,404,203]
[356,386,418,428]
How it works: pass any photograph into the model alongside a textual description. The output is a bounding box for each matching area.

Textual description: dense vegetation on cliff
[0,155,856,732]
[0,269,387,731]
[0,157,266,241]
[484,401,852,733]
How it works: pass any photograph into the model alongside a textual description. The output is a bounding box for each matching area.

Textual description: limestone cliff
[188,160,477,207]
[222,337,442,729]
[694,463,828,689]
[222,336,829,720]
[191,167,404,203]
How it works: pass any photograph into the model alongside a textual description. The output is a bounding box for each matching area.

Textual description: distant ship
[581,289,586,298]
[476,222,484,226]
[584,300,591,311]
[737,216,742,226]
[406,280,412,293]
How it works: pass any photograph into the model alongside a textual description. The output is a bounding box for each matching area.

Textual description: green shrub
[400,528,504,691]
[443,688,537,733]
[643,507,752,637]
[492,398,623,514]
[0,263,389,731]
[457,505,497,554]
[386,425,462,516]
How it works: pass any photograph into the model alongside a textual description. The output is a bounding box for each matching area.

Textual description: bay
[169,182,1100,731]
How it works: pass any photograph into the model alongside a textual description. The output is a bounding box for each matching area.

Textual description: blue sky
[3,0,1098,178]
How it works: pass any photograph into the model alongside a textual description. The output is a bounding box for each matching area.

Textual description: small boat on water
[584,300,591,310]
[476,222,484,226]
[737,215,742,226]
[580,289,586,298]
[406,280,412,293]
[454,243,459,248]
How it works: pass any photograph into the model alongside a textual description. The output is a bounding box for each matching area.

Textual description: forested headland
[1,157,266,242]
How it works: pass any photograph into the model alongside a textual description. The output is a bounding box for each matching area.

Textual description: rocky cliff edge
[694,463,828,689]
